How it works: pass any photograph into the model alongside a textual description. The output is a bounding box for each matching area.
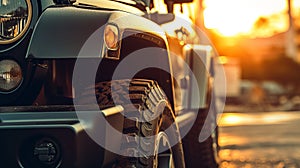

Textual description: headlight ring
[0,59,23,92]
[0,0,33,44]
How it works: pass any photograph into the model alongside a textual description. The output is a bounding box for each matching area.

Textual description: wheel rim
[154,132,175,168]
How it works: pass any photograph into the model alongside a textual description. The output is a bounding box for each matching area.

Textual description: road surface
[218,111,300,168]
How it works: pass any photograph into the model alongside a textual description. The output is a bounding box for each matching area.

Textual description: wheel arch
[119,30,176,111]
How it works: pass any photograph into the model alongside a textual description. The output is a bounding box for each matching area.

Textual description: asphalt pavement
[218,111,300,168]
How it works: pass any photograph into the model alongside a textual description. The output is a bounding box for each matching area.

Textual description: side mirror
[164,0,193,13]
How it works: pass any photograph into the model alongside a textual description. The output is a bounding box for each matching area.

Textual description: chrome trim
[102,105,124,117]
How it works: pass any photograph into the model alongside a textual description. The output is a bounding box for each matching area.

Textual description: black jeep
[0,0,221,167]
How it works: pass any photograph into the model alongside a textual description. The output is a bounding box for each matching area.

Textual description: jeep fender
[26,6,169,58]
[26,6,111,59]
[26,6,176,109]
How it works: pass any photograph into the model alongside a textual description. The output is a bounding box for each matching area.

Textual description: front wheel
[84,79,185,168]
[154,132,175,168]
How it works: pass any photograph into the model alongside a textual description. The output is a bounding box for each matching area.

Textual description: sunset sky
[203,0,300,37]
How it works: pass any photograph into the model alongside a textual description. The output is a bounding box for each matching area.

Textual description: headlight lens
[0,60,22,92]
[104,24,119,50]
[0,0,32,44]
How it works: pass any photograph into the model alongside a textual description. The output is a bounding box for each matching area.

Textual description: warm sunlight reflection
[219,112,300,127]
[219,135,249,149]
[219,114,246,126]
[218,56,229,64]
[293,0,300,17]
[203,0,289,37]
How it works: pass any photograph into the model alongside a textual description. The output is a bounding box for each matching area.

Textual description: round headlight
[0,60,22,92]
[0,0,32,44]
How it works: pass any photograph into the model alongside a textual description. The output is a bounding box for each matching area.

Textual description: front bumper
[0,106,124,168]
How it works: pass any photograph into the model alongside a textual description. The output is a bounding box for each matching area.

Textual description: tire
[182,109,219,168]
[182,88,219,168]
[83,79,185,168]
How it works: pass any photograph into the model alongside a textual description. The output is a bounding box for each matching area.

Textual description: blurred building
[287,17,300,62]
[217,56,241,98]
[240,33,285,61]
[286,0,300,63]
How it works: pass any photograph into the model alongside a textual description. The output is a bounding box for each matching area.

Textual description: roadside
[218,111,300,168]
[223,95,300,113]
[224,103,300,113]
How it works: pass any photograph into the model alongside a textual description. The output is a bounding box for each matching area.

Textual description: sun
[203,0,289,37]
